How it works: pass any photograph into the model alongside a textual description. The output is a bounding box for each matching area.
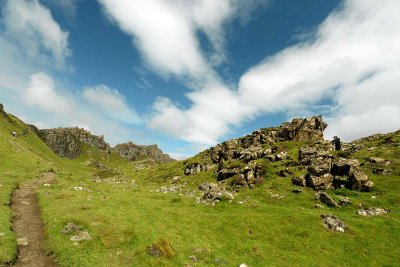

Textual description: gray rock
[357,207,390,216]
[321,214,347,232]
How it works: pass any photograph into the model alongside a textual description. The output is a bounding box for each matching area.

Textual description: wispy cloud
[144,0,400,144]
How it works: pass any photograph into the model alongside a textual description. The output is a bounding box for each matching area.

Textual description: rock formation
[38,127,110,159]
[112,142,174,163]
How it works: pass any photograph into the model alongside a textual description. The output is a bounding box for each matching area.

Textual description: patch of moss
[147,238,175,258]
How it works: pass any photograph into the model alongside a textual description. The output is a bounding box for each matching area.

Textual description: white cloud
[148,0,400,145]
[82,85,141,124]
[24,73,73,114]
[2,0,70,66]
[98,0,268,85]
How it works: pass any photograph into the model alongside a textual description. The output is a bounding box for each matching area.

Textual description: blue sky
[1,0,400,159]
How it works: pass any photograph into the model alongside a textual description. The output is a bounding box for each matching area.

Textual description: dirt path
[11,173,57,267]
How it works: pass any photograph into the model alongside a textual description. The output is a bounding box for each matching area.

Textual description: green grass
[1,111,400,266]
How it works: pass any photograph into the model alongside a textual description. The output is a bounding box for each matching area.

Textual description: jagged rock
[184,163,215,175]
[321,214,347,232]
[357,208,390,216]
[306,173,334,190]
[292,176,306,187]
[197,184,235,206]
[112,142,174,163]
[38,127,110,158]
[314,204,324,209]
[318,192,338,207]
[209,116,327,162]
[331,158,360,176]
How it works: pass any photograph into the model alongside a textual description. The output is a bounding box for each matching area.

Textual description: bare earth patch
[11,172,57,267]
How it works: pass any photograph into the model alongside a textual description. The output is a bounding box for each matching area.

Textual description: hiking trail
[11,172,57,267]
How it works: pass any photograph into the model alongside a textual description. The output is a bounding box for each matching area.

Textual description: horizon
[1,0,400,159]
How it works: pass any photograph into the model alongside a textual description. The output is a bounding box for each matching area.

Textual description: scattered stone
[189,255,198,262]
[270,193,285,200]
[292,176,306,187]
[17,237,29,246]
[314,204,324,209]
[292,188,303,194]
[21,201,31,205]
[74,187,83,191]
[171,176,181,183]
[60,223,82,235]
[338,196,351,206]
[147,238,175,258]
[371,196,376,199]
[70,231,92,242]
[43,183,51,187]
[373,168,391,175]
[239,264,249,267]
[357,208,390,216]
[318,192,338,207]
[192,247,208,254]
[321,214,347,233]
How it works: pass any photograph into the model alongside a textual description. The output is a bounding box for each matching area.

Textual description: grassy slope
[1,110,400,266]
[0,113,64,263]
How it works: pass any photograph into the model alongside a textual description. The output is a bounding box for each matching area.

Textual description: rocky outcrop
[38,127,110,159]
[209,116,326,163]
[184,163,215,175]
[112,142,174,163]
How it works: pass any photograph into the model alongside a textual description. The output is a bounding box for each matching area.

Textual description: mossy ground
[1,112,399,266]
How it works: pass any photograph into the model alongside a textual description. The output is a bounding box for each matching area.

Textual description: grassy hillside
[1,107,399,266]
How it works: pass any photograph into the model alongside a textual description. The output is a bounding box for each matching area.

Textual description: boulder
[349,171,373,191]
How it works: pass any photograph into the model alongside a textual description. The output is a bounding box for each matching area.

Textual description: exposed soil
[11,173,57,267]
